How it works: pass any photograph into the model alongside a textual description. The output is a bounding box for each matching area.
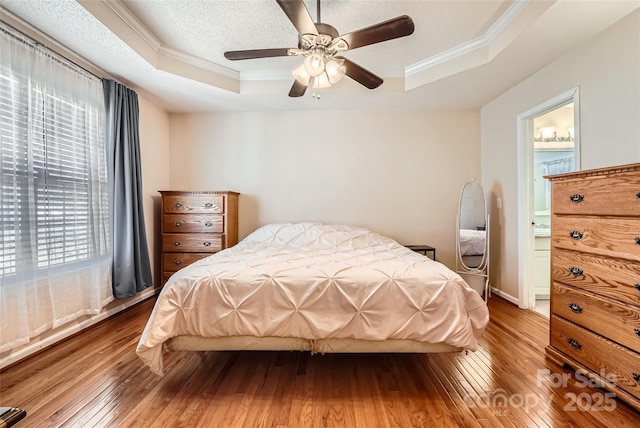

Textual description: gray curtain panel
[103,79,153,298]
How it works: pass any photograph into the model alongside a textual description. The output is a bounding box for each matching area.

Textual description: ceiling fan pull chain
[312,77,321,99]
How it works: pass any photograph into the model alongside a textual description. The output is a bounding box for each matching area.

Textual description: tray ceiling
[2,1,638,112]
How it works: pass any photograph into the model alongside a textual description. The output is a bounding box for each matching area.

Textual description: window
[0,71,110,278]
[0,24,112,353]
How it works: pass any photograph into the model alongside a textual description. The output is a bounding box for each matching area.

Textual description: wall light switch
[497,197,503,209]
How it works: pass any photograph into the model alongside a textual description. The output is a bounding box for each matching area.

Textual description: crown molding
[79,0,239,92]
[485,0,531,43]
[100,0,161,52]
[100,0,236,79]
[405,35,486,76]
[159,46,238,79]
[405,0,532,77]
[404,0,555,90]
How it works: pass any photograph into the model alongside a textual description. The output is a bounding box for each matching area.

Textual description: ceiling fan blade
[338,57,383,89]
[224,48,291,60]
[276,0,318,35]
[339,15,414,51]
[288,79,308,97]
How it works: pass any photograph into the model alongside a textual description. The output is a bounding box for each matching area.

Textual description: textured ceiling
[121,0,512,73]
[2,1,638,112]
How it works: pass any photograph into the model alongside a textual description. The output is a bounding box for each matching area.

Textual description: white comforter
[137,223,489,375]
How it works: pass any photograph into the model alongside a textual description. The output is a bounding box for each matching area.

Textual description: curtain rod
[1,24,101,83]
[0,8,117,83]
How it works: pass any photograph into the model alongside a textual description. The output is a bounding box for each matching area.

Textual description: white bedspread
[137,223,489,375]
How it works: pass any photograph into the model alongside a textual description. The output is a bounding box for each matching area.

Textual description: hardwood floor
[1,296,638,427]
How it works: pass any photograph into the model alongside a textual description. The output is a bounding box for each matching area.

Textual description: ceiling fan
[224,0,415,98]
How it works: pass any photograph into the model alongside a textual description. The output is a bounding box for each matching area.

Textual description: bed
[137,223,490,376]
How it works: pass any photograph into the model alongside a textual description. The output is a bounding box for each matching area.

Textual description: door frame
[516,87,581,309]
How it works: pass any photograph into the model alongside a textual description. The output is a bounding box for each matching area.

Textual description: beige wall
[168,109,480,269]
[138,95,171,287]
[480,10,640,301]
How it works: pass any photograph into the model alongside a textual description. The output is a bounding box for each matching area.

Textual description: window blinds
[0,28,109,278]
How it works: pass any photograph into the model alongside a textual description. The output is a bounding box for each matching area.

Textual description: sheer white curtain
[0,25,113,353]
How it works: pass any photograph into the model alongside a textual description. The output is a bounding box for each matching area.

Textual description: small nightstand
[405,245,436,261]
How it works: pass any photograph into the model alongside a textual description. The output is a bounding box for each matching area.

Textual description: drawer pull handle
[205,221,213,227]
[568,303,583,313]
[569,231,584,240]
[635,328,640,338]
[174,221,182,227]
[569,194,584,203]
[636,283,640,292]
[567,338,582,350]
[173,260,182,266]
[203,241,212,247]
[635,237,640,245]
[568,267,583,276]
[172,241,180,246]
[204,202,213,208]
[637,192,640,200]
[174,202,183,209]
[633,373,640,383]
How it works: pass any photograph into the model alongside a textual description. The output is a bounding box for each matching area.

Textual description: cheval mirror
[456,179,490,301]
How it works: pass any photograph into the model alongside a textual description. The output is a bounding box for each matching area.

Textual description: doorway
[516,88,580,313]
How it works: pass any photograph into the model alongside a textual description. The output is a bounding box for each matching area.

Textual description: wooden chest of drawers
[545,163,640,411]
[159,191,239,284]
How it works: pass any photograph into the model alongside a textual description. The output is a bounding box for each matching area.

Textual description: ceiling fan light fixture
[304,52,326,77]
[292,63,311,86]
[325,58,346,84]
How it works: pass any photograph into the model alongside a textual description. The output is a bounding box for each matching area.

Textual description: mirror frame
[456,179,490,301]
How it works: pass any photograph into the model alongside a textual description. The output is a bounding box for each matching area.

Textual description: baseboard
[489,286,519,305]
[0,287,159,370]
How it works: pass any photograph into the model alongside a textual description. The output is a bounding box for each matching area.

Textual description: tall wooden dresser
[159,191,239,284]
[545,163,640,411]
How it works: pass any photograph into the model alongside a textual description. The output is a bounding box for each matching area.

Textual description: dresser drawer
[550,315,640,398]
[552,248,640,305]
[163,252,212,272]
[551,171,640,216]
[162,234,223,252]
[552,216,640,263]
[163,214,223,233]
[552,283,640,353]
[163,195,225,214]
